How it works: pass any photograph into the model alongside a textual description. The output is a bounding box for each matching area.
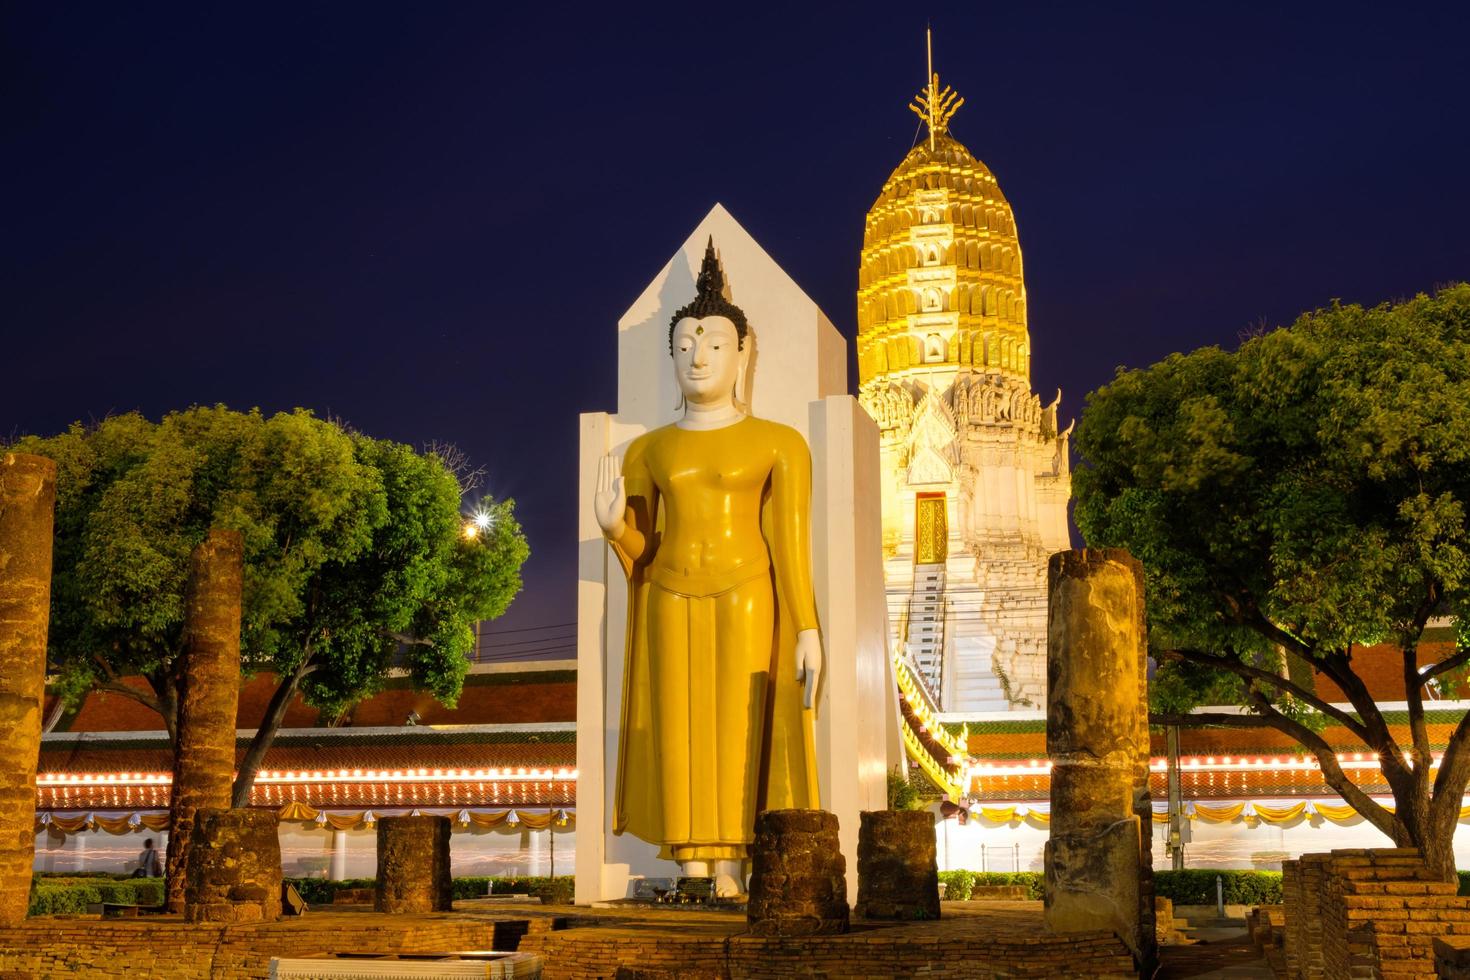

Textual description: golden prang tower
[857,43,1072,711]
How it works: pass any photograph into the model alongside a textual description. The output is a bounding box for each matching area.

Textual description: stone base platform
[0,905,557,979]
[1,900,1138,979]
[518,900,1136,979]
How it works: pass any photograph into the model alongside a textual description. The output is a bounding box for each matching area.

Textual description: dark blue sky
[5,3,1468,654]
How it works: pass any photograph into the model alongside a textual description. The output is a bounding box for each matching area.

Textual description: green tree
[1075,284,1470,880]
[12,406,528,804]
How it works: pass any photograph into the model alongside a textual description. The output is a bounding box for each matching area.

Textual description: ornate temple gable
[905,386,959,486]
[948,374,1046,436]
[859,381,920,435]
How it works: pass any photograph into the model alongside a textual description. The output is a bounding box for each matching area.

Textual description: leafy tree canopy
[1075,284,1470,877]
[11,406,528,797]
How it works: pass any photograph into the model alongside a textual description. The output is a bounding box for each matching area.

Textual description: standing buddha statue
[593,238,824,895]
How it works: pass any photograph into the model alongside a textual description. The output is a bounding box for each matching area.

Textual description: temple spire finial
[908,26,964,147]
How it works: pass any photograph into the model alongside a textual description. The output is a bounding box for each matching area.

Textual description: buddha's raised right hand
[594,453,627,539]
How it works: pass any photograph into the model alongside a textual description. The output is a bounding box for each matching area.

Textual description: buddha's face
[671,315,742,406]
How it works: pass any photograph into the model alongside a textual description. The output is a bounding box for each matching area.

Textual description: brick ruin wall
[518,922,1136,979]
[1281,847,1470,979]
[0,912,519,980]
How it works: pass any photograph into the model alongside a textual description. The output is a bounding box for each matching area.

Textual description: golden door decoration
[915,494,947,564]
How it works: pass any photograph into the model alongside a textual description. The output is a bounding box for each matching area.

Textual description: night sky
[5,4,1469,657]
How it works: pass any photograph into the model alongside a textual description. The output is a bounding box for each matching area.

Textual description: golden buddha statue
[594,239,823,889]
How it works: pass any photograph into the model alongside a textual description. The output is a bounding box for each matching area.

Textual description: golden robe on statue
[608,415,821,862]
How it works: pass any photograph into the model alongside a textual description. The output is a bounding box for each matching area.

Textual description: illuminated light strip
[964,755,1443,780]
[38,768,579,788]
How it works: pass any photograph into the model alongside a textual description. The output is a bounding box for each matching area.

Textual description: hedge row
[938,871,1044,901]
[1153,870,1283,905]
[282,875,574,906]
[937,870,1286,905]
[28,878,164,916]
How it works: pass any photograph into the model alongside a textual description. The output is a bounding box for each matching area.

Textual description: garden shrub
[1458,871,1470,897]
[282,875,575,906]
[971,872,1044,899]
[283,876,375,906]
[1153,870,1282,906]
[26,877,163,916]
[937,870,975,901]
[931,870,1284,905]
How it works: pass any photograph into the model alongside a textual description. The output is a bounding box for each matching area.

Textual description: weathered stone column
[165,528,243,913]
[0,454,56,927]
[1044,548,1155,971]
[183,807,282,922]
[854,809,939,921]
[747,809,849,936]
[376,815,453,912]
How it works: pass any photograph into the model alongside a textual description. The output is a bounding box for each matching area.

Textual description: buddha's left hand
[795,629,822,710]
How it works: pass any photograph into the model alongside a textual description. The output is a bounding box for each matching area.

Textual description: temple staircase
[906,564,946,698]
[950,633,1011,713]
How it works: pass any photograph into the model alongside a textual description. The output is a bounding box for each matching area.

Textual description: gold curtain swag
[964,801,1470,828]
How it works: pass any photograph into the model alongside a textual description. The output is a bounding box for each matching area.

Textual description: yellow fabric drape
[278,801,318,821]
[1252,802,1308,824]
[1193,803,1246,823]
[46,814,91,833]
[967,805,1048,827]
[467,810,509,829]
[92,815,138,835]
[1312,803,1360,822]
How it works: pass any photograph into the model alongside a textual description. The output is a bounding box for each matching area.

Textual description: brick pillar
[165,529,243,914]
[1291,852,1331,979]
[854,809,940,921]
[1321,847,1466,978]
[1281,859,1303,979]
[375,815,453,913]
[747,809,849,936]
[183,807,282,923]
[0,454,56,927]
[1043,548,1155,972]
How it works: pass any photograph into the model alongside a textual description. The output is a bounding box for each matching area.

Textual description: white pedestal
[574,205,894,905]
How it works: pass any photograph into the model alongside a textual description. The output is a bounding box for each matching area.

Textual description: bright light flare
[463,508,495,540]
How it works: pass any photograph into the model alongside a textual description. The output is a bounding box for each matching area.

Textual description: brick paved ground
[3,898,1291,979]
[1157,937,1274,979]
[517,900,1137,979]
[2,900,1142,979]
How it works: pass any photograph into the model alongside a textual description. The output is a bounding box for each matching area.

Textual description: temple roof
[36,723,575,811]
[875,132,1000,200]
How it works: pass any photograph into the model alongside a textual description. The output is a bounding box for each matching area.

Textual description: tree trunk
[164,530,243,914]
[1419,827,1459,883]
[230,655,312,807]
[0,453,57,928]
[147,666,181,748]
